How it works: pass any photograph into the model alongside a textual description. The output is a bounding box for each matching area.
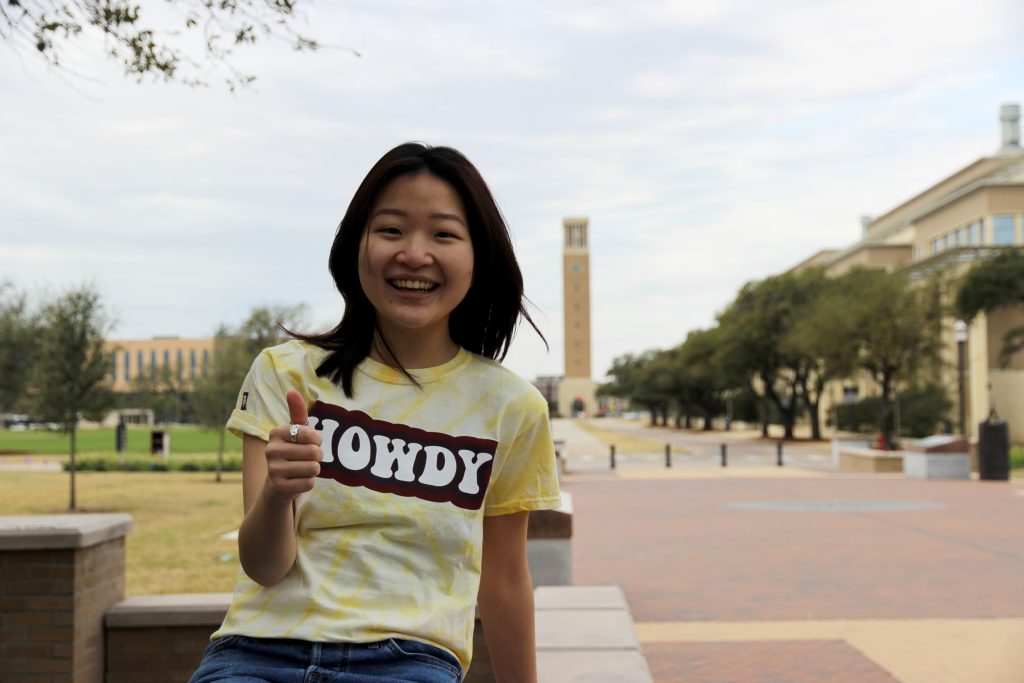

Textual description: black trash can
[150,430,169,456]
[978,416,1009,481]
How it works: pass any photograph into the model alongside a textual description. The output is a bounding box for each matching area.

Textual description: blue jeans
[189,635,463,683]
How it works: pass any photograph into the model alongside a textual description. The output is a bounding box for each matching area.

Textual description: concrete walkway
[553,418,1024,683]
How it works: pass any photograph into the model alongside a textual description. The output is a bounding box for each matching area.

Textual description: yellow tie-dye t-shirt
[214,340,561,672]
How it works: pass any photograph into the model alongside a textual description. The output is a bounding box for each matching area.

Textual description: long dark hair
[294,142,545,397]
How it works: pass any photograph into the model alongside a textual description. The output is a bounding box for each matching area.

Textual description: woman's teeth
[392,279,436,291]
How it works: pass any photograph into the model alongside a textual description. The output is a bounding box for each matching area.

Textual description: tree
[192,326,248,481]
[0,282,40,418]
[192,304,307,480]
[0,0,336,90]
[820,268,942,449]
[955,249,1024,367]
[785,268,859,440]
[675,328,729,431]
[31,285,114,510]
[716,273,811,439]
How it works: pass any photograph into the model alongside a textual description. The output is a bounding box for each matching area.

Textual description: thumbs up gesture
[264,390,323,502]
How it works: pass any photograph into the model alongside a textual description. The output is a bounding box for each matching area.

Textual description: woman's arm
[477,511,537,683]
[237,391,322,587]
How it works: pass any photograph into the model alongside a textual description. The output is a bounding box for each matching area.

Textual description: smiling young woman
[188,143,559,683]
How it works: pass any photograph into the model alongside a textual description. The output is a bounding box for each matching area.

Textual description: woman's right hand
[263,390,323,502]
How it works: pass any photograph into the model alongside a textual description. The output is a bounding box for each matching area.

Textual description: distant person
[189,143,561,683]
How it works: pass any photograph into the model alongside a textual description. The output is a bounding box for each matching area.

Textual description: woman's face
[358,172,474,348]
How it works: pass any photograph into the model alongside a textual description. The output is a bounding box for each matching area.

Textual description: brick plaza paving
[553,419,1024,683]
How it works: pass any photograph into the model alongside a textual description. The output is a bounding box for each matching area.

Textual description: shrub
[834,383,952,438]
[64,456,243,473]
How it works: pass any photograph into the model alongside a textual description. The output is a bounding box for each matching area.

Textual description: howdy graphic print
[308,401,497,510]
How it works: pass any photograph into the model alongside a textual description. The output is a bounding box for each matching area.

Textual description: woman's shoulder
[258,339,329,371]
[463,353,549,413]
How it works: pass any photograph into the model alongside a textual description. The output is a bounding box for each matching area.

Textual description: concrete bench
[534,585,653,683]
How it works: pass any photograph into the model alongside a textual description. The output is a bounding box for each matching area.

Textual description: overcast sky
[2,0,1023,382]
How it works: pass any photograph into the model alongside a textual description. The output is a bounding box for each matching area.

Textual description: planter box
[832,440,903,473]
[903,435,970,479]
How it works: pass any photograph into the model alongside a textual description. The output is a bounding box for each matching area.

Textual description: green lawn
[0,425,241,456]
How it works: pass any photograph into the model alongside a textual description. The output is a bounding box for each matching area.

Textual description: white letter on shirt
[310,417,339,463]
[456,450,494,495]
[338,426,372,471]
[370,436,422,482]
[420,446,457,487]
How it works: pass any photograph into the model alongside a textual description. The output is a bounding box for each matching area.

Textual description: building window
[202,349,210,377]
[111,352,117,382]
[994,215,1016,245]
[124,351,131,382]
[150,350,157,377]
[137,351,144,375]
[190,350,197,378]
[968,222,980,245]
[163,350,170,367]
[176,350,184,381]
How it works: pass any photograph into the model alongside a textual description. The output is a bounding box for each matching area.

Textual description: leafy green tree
[634,350,676,426]
[0,282,41,417]
[955,249,1024,366]
[716,273,813,439]
[192,304,307,480]
[192,327,249,481]
[31,285,114,510]
[597,350,657,410]
[676,328,730,430]
[0,0,335,90]
[786,269,860,440]
[819,268,942,449]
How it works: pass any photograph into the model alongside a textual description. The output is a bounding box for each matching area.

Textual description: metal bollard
[610,444,616,470]
[776,441,784,467]
[720,443,727,467]
[665,443,672,468]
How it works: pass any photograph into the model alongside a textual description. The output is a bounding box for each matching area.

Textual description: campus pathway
[551,418,1024,683]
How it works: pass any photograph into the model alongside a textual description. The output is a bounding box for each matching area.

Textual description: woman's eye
[376,226,401,235]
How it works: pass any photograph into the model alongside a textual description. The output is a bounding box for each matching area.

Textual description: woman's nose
[396,235,433,266]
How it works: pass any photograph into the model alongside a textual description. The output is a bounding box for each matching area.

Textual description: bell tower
[559,217,597,416]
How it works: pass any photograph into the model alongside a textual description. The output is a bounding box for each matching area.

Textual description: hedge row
[64,456,243,472]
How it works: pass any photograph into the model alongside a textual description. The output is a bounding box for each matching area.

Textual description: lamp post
[954,320,968,436]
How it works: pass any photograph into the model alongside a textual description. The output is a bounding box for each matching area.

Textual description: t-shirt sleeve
[484,401,561,516]
[225,348,290,441]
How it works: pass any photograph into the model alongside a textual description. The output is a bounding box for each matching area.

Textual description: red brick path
[561,472,1024,681]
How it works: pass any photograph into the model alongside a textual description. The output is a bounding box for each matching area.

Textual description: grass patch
[0,471,244,595]
[0,425,241,456]
[574,419,686,455]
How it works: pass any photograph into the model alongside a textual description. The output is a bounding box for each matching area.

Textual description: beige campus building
[792,103,1024,444]
[103,337,215,392]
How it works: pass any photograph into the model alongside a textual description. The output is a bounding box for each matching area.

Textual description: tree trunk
[878,373,895,449]
[758,396,769,437]
[809,400,821,441]
[69,425,77,511]
[216,428,225,483]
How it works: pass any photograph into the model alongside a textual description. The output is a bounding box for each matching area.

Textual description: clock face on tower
[571,263,583,275]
